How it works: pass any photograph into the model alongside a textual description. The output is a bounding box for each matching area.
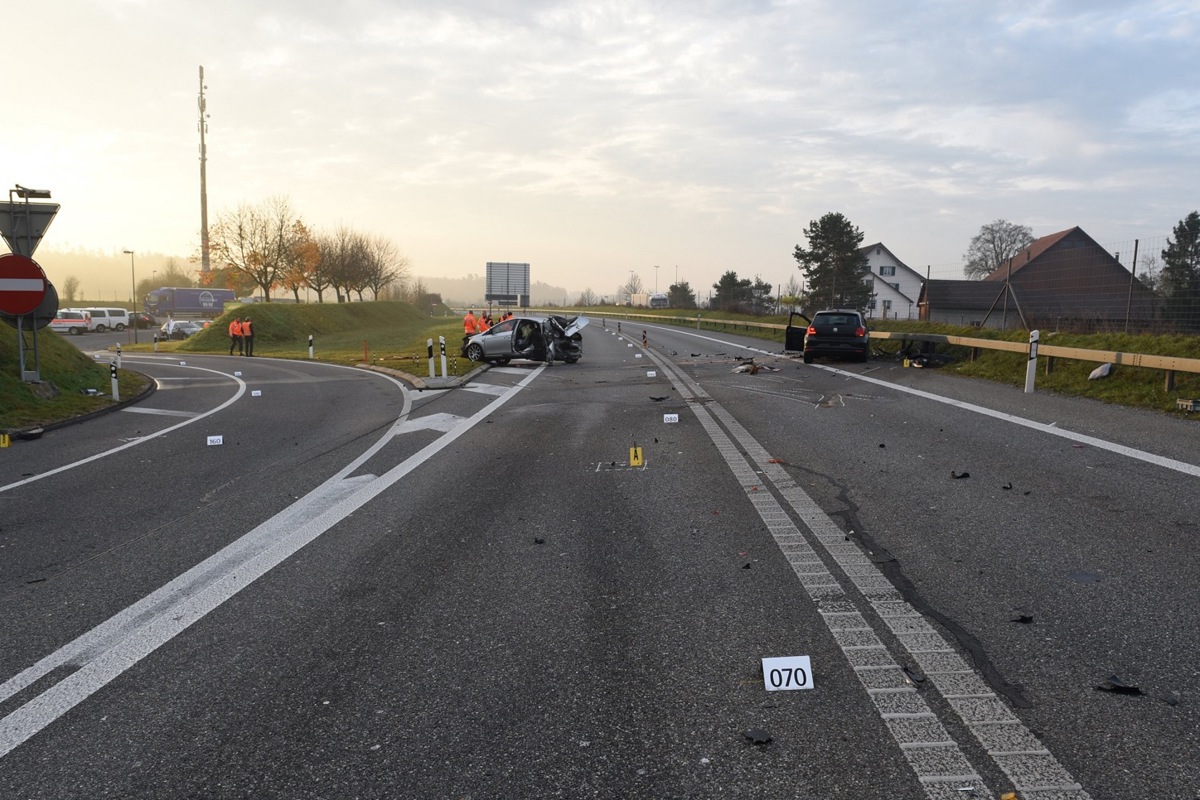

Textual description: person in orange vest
[241,316,254,356]
[463,310,477,336]
[478,315,491,333]
[228,317,243,356]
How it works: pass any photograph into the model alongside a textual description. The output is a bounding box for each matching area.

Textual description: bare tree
[62,275,81,302]
[362,234,411,300]
[576,288,598,306]
[209,196,303,299]
[620,273,644,303]
[963,219,1034,279]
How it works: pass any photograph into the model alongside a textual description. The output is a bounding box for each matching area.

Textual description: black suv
[803,309,870,363]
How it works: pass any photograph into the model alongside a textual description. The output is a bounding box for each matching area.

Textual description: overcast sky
[3,0,1197,298]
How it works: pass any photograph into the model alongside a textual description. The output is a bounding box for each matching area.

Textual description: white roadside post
[1025,329,1040,394]
[427,338,435,378]
[115,343,122,369]
[439,336,448,378]
[109,362,119,402]
[308,334,314,360]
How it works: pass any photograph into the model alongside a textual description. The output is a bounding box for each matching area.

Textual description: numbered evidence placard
[761,655,814,691]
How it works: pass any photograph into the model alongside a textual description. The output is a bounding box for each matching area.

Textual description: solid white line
[0,366,540,759]
[636,324,1200,478]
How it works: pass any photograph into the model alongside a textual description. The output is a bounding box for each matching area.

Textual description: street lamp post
[123,250,138,344]
[654,265,659,294]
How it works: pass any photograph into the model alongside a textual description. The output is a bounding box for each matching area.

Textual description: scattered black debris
[534,538,545,545]
[951,471,970,480]
[653,438,659,443]
[742,563,752,570]
[743,728,772,745]
[1010,615,1034,624]
[1161,693,1180,707]
[26,577,46,584]
[1002,482,1013,490]
[903,666,926,685]
[649,396,670,402]
[1095,675,1142,696]
[879,443,886,448]
[670,350,677,356]
[690,353,701,357]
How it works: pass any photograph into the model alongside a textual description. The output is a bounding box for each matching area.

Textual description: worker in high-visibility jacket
[241,317,254,357]
[228,317,243,356]
[478,315,491,333]
[463,310,477,336]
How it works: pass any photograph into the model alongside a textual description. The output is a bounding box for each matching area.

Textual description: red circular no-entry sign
[0,253,48,316]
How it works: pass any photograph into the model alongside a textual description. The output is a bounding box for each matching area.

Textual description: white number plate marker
[647,370,657,377]
[234,371,242,377]
[207,435,224,446]
[663,413,679,424]
[251,390,262,397]
[762,656,814,691]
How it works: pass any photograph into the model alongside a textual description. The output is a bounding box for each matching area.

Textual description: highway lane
[630,321,1200,799]
[0,324,1195,798]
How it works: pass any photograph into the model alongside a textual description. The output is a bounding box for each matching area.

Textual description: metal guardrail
[870,331,1200,391]
[531,308,1198,391]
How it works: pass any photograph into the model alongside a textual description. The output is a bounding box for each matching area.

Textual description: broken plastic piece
[1095,675,1142,696]
[1010,615,1034,624]
[743,728,772,745]
[1088,363,1112,380]
[950,471,970,479]
[1002,482,1013,490]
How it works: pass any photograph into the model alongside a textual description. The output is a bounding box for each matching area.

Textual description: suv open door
[784,311,810,352]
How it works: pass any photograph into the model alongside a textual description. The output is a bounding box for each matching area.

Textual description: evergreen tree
[792,213,871,310]
[667,281,697,309]
[710,271,752,311]
[1160,211,1200,331]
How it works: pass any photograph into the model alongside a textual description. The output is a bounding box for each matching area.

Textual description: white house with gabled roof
[860,242,924,320]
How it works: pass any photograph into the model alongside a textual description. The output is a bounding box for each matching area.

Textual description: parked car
[77,307,130,332]
[49,310,92,336]
[461,315,588,365]
[159,320,205,340]
[62,308,97,332]
[131,312,158,329]
[802,309,870,363]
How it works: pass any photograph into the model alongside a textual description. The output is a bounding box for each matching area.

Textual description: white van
[77,307,131,332]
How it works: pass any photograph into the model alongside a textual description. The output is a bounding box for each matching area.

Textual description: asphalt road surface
[1,322,1196,799]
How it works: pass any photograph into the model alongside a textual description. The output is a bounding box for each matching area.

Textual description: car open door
[784,311,810,352]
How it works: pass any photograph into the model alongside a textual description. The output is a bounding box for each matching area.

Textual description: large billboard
[485,262,530,307]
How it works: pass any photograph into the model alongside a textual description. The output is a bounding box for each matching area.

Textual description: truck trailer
[144,287,235,317]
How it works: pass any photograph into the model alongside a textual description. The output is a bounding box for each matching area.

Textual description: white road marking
[461,383,509,397]
[121,407,198,418]
[0,366,542,759]
[394,412,465,433]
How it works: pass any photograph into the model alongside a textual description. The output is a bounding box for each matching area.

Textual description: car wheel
[465,343,484,361]
[71,327,83,336]
[802,352,812,364]
[94,324,106,333]
[564,357,578,364]
[858,351,869,363]
[115,323,125,331]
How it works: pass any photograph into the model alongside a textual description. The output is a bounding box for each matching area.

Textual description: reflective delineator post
[153,334,159,352]
[427,338,435,378]
[110,362,119,402]
[439,336,448,378]
[115,343,122,369]
[308,334,314,359]
[1025,329,1040,394]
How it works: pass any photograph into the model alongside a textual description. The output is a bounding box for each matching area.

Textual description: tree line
[203,196,413,303]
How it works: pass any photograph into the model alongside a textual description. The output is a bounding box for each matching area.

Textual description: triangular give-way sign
[0,201,60,257]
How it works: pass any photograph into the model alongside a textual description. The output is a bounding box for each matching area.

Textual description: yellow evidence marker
[629,445,644,467]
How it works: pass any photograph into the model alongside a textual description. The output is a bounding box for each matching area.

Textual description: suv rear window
[814,313,859,326]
